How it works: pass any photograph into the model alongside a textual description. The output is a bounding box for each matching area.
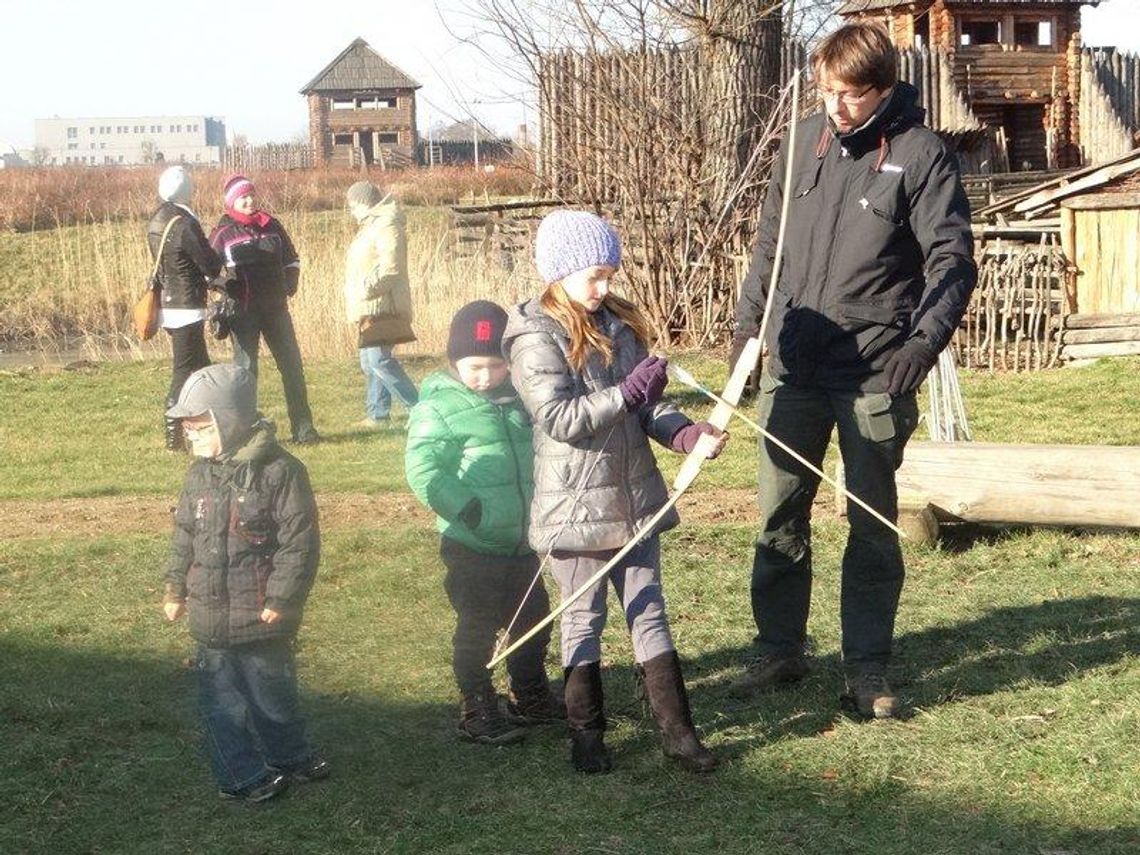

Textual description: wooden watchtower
[301,38,421,168]
[838,0,1100,169]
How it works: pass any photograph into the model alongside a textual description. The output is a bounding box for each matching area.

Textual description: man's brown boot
[728,652,808,698]
[843,669,900,720]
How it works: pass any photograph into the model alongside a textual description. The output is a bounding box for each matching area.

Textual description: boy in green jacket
[405,300,563,745]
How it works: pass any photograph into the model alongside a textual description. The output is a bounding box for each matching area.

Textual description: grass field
[2,354,1140,854]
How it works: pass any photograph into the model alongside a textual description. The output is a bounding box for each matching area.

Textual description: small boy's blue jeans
[359,345,418,420]
[197,640,312,792]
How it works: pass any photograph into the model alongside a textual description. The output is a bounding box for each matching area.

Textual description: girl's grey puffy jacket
[503,298,690,553]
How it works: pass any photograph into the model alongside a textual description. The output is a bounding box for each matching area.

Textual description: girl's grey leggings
[549,535,675,667]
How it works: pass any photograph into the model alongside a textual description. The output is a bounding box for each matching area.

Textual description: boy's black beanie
[447,300,508,362]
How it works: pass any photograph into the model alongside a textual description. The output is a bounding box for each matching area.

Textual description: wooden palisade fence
[1080,48,1140,164]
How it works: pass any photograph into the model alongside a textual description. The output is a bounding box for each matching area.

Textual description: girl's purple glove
[618,356,668,410]
[670,421,724,458]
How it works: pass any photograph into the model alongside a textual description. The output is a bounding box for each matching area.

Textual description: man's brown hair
[812,23,897,91]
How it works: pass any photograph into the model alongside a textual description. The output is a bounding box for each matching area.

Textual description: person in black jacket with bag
[146,165,223,451]
[728,23,977,717]
[209,175,319,444]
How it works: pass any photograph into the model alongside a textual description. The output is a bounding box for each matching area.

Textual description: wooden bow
[486,70,803,672]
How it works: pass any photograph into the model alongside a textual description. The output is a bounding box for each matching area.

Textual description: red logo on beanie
[475,320,493,342]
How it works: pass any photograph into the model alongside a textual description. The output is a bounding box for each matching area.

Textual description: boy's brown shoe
[457,692,527,746]
[842,670,900,719]
[728,652,808,698]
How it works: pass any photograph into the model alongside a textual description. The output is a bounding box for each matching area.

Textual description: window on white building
[67,127,77,138]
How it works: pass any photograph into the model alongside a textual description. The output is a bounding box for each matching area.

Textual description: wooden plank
[1064,312,1140,328]
[1060,193,1140,210]
[1061,340,1140,359]
[1061,326,1140,344]
[1014,153,1140,214]
[896,441,1140,528]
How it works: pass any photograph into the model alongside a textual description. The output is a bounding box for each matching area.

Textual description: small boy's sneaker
[218,772,289,804]
[272,754,331,785]
[457,692,527,745]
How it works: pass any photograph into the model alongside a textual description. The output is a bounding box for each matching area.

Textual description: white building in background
[34,116,226,166]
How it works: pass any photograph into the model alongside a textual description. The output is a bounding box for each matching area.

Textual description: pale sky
[1,0,1137,151]
[0,0,530,149]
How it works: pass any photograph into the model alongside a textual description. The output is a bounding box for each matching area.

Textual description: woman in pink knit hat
[208,175,320,444]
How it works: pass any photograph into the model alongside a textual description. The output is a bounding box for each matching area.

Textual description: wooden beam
[1064,312,1140,329]
[1061,340,1140,359]
[895,441,1140,528]
[1061,326,1140,344]
[1060,193,1140,211]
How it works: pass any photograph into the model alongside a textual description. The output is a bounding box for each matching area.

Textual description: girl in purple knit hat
[501,209,728,774]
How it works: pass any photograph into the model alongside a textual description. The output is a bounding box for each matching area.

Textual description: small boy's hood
[166,364,260,456]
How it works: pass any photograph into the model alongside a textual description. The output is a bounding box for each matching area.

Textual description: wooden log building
[301,38,421,168]
[838,0,1100,170]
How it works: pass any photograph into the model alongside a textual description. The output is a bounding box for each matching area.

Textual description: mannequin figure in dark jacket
[145,165,223,450]
[728,23,977,717]
[209,175,319,444]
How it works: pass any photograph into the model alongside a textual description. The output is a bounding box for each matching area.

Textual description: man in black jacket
[729,23,976,717]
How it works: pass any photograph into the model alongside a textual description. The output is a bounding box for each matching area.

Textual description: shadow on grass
[3,635,1139,855]
[681,595,1140,744]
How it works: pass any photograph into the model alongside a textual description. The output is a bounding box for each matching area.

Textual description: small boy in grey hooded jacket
[162,364,326,803]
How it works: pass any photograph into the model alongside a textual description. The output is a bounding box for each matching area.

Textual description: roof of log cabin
[837,0,1099,14]
[300,38,421,95]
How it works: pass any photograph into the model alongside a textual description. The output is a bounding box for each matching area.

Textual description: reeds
[0,167,542,359]
[1,206,537,360]
[0,164,536,233]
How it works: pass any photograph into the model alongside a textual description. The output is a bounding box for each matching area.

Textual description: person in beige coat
[345,181,419,426]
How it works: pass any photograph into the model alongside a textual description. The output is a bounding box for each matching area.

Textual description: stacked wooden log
[1059,312,1140,360]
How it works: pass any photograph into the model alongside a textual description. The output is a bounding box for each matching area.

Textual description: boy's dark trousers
[440,537,551,695]
[197,639,312,792]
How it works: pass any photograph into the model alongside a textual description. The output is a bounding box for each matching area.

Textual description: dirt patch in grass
[0,492,432,538]
[0,487,796,539]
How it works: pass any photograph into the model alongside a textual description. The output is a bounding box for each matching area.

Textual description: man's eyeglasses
[816,84,875,107]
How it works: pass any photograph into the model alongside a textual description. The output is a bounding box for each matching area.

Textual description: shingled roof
[300,38,421,94]
[838,0,1096,12]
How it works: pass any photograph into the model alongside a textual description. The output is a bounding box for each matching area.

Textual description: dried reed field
[0,167,539,359]
[0,165,534,233]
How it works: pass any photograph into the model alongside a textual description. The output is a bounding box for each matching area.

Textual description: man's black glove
[457,498,482,530]
[884,337,939,395]
[728,333,762,398]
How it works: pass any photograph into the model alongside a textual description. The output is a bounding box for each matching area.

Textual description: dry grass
[0,164,537,233]
[0,162,547,358]
[0,205,539,359]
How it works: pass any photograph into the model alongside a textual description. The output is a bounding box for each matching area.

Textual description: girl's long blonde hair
[540,283,653,372]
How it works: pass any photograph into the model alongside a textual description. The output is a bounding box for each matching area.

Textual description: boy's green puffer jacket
[405,371,534,555]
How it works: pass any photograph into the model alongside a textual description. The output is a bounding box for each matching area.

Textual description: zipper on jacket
[819,145,859,310]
